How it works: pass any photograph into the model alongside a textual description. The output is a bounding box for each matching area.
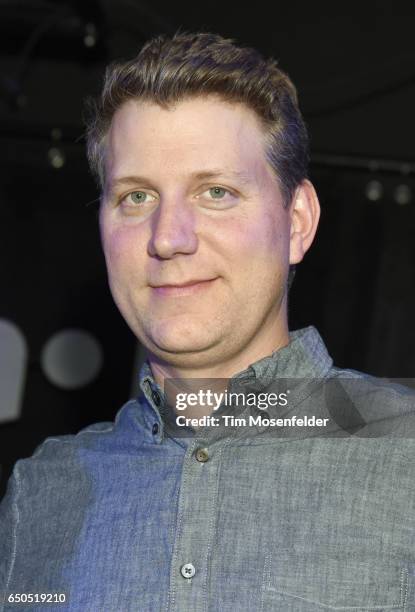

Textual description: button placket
[166,439,221,611]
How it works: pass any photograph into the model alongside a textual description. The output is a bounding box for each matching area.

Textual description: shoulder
[0,419,114,509]
[0,398,140,506]
[14,419,116,472]
[325,365,415,436]
[28,419,117,460]
[0,400,138,589]
[328,364,415,402]
[0,399,141,591]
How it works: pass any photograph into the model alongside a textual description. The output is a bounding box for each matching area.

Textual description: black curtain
[290,167,415,377]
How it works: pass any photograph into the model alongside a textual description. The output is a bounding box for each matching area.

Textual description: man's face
[99,96,293,369]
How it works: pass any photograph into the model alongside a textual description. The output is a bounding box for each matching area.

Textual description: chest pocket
[260,553,410,611]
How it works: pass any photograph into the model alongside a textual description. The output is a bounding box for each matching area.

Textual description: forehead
[104,96,273,185]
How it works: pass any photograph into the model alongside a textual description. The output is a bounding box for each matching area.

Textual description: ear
[289,179,321,265]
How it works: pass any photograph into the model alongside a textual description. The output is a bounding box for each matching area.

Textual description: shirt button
[152,391,161,406]
[195,448,209,463]
[152,423,159,435]
[180,563,196,579]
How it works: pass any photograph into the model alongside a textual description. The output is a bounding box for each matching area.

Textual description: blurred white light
[0,319,27,423]
[41,329,103,390]
[394,184,412,206]
[84,23,97,48]
[365,180,383,202]
[48,147,65,169]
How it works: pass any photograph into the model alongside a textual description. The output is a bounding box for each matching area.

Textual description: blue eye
[129,191,149,204]
[198,186,237,209]
[208,187,228,199]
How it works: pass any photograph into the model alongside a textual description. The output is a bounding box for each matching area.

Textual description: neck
[149,314,290,391]
[149,320,289,423]
[147,304,291,423]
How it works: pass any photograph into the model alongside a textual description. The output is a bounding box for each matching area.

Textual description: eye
[123,191,157,206]
[197,186,238,208]
[205,186,229,199]
[197,185,238,210]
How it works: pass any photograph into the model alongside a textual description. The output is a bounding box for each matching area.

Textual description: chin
[144,320,220,358]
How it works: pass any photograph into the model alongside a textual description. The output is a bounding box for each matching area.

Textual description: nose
[147,197,198,259]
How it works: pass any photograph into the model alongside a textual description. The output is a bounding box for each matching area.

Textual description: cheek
[223,211,288,266]
[102,225,143,273]
[262,209,290,263]
[237,218,289,301]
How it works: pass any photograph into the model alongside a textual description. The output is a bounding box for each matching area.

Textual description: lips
[151,279,215,288]
[150,278,218,296]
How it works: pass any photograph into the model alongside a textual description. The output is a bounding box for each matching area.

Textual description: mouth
[150,278,218,296]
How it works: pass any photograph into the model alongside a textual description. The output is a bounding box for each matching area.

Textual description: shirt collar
[137,326,333,432]
[235,325,333,383]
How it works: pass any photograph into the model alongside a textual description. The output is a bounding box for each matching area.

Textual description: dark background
[1,1,414,500]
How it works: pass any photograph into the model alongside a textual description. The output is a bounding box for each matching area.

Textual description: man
[1,32,415,612]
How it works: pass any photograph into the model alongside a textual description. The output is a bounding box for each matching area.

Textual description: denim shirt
[1,326,415,611]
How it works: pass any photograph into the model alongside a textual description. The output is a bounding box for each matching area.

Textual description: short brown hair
[85,31,309,208]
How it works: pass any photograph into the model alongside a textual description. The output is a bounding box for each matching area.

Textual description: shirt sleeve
[0,465,19,608]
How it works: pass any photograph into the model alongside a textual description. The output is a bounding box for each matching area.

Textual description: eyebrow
[105,169,253,195]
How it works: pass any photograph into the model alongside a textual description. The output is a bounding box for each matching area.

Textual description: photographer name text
[176,415,330,428]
